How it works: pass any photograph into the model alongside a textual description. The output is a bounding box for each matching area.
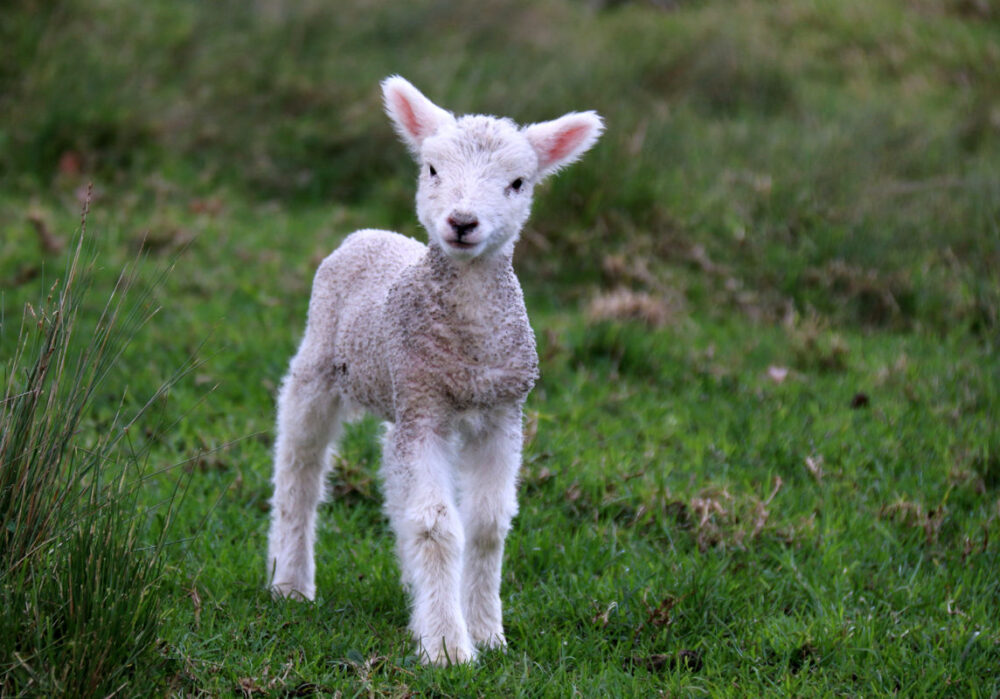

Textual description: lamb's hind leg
[457,408,522,651]
[267,363,345,601]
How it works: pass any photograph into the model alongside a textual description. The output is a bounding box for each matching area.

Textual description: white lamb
[266,76,603,665]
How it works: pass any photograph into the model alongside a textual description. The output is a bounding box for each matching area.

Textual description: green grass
[1,0,999,695]
[0,213,191,696]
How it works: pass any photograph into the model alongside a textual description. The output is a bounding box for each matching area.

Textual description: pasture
[1,0,998,695]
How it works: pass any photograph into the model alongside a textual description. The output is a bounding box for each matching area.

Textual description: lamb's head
[382,76,604,261]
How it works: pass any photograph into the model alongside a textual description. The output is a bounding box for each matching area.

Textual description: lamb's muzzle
[446,212,479,248]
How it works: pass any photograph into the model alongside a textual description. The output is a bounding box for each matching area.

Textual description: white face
[381,76,604,263]
[415,116,539,261]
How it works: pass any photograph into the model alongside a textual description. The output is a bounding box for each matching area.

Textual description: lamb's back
[304,229,426,417]
[313,230,425,314]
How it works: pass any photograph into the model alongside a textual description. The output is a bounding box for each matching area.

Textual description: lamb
[266,76,603,665]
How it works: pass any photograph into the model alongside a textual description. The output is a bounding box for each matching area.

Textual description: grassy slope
[3,198,996,696]
[1,0,998,695]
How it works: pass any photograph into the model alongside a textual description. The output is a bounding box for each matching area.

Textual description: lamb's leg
[457,410,522,651]
[381,424,473,665]
[267,367,344,601]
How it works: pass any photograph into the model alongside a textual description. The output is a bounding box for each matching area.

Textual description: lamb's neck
[422,241,523,334]
[425,241,516,294]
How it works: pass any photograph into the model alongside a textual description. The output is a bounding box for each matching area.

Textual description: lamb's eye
[510,177,524,192]
[428,164,437,177]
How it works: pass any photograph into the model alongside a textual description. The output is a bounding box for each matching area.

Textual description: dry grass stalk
[586,288,675,328]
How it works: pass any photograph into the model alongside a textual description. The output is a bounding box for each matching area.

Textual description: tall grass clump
[0,199,186,696]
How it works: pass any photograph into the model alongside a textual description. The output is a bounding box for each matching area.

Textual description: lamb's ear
[381,75,455,155]
[523,111,604,178]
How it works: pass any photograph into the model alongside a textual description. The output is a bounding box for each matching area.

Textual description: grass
[0,203,190,696]
[1,0,999,695]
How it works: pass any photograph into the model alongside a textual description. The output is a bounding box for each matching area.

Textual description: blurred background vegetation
[2,0,997,333]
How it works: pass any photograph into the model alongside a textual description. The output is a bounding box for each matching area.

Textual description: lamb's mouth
[445,238,478,250]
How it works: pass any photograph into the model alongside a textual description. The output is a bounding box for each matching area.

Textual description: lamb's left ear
[524,111,604,178]
[382,75,455,156]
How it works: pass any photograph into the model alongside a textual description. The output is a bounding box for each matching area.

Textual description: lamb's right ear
[382,76,455,155]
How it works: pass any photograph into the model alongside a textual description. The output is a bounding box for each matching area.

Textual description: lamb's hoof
[474,632,507,653]
[269,580,314,602]
[419,636,477,666]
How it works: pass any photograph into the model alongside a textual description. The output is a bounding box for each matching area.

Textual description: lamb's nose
[447,213,479,239]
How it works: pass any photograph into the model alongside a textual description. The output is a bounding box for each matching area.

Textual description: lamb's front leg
[457,409,523,651]
[381,424,474,665]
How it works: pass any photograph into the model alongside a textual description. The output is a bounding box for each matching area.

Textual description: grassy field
[1,0,999,696]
